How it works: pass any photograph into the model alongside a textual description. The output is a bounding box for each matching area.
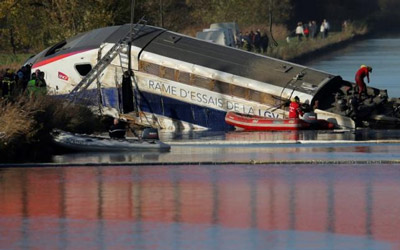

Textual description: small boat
[225,112,335,131]
[51,130,171,152]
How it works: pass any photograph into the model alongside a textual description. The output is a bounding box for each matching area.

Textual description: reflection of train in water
[26,23,400,131]
[1,166,399,249]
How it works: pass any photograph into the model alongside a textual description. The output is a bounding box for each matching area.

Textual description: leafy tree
[1,0,119,52]
[376,0,400,28]
[185,0,291,26]
[1,0,400,53]
[0,0,23,53]
[291,0,380,29]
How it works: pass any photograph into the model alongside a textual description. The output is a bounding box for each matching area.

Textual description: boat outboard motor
[142,128,159,140]
[303,111,318,124]
[347,96,359,118]
[301,103,318,124]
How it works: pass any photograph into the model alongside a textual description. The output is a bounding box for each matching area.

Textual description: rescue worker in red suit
[289,96,304,118]
[355,65,372,99]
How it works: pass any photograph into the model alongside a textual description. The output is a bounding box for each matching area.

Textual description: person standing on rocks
[355,65,372,99]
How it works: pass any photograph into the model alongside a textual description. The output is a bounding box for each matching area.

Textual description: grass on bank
[0,53,32,71]
[0,94,104,162]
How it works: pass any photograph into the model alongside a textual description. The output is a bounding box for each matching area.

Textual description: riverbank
[290,32,370,65]
[0,54,31,71]
[0,94,105,163]
[266,23,369,63]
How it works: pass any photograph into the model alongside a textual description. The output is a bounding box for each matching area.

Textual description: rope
[269,0,278,47]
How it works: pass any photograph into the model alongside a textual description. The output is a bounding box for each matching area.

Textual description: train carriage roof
[28,24,341,97]
[121,24,340,96]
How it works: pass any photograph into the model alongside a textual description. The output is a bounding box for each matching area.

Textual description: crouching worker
[289,96,304,119]
[355,65,372,99]
[109,118,126,139]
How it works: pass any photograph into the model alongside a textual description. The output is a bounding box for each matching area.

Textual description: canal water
[307,34,400,98]
[52,129,400,165]
[1,164,400,250]
[2,35,400,250]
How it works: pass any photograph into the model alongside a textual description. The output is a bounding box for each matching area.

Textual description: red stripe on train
[32,49,91,69]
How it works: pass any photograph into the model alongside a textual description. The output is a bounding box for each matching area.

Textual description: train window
[75,64,92,76]
[192,75,213,90]
[249,90,278,106]
[164,67,175,81]
[140,61,160,76]
[178,71,190,84]
[249,90,261,103]
[231,85,248,99]
[139,61,147,71]
[214,81,231,95]
[45,40,67,57]
[261,93,278,106]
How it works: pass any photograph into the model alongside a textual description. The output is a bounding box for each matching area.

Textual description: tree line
[0,0,399,53]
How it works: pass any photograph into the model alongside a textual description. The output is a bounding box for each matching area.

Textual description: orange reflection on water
[0,165,399,249]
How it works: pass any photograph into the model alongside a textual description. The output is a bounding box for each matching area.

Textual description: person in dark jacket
[261,32,269,53]
[109,118,126,139]
[1,69,16,97]
[121,71,134,113]
[254,29,261,53]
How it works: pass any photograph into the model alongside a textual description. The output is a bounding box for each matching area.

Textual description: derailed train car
[26,24,400,131]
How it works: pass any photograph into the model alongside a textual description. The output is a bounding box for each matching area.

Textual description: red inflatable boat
[225,112,336,131]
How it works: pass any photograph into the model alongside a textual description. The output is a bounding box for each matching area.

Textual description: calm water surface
[307,35,400,98]
[53,129,400,164]
[1,165,400,250]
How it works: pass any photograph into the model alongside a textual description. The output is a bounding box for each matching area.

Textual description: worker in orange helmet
[355,65,372,99]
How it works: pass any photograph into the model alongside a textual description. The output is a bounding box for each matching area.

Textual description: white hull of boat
[52,130,171,152]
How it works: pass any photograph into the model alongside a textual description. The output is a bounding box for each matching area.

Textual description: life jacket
[27,79,39,95]
[289,101,303,118]
[355,66,369,84]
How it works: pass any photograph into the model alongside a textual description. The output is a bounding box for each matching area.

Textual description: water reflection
[50,129,400,164]
[0,165,399,249]
[159,129,400,142]
[224,130,351,141]
[52,143,400,164]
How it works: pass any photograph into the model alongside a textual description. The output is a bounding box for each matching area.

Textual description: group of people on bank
[236,18,335,52]
[237,29,269,53]
[0,65,47,98]
[294,19,330,41]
